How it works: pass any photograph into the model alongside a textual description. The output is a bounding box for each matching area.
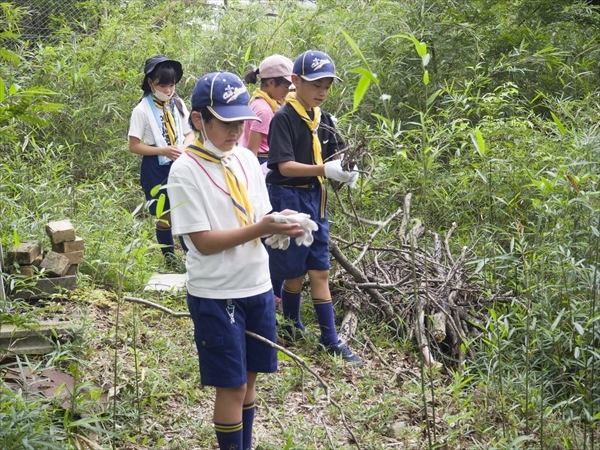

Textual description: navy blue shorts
[267,184,330,280]
[140,155,172,217]
[187,291,278,388]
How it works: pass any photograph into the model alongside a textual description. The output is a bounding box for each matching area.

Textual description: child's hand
[261,214,305,237]
[163,146,182,160]
[324,160,354,183]
[267,213,319,247]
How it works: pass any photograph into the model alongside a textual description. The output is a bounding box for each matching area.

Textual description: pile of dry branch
[329,193,490,368]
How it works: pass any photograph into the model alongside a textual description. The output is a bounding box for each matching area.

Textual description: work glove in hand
[267,213,319,248]
[264,233,290,250]
[344,164,359,189]
[324,160,354,183]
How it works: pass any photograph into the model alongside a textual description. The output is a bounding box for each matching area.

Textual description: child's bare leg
[214,384,246,423]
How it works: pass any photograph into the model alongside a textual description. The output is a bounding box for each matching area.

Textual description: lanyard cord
[185,151,249,196]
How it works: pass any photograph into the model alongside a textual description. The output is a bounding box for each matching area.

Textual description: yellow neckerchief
[250,88,279,113]
[284,91,296,103]
[152,95,176,146]
[186,139,255,230]
[285,96,327,218]
[285,96,323,172]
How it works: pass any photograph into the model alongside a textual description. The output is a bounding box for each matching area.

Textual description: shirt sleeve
[168,163,211,236]
[128,106,150,141]
[248,100,273,136]
[267,111,296,168]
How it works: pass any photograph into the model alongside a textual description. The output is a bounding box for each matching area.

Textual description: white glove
[344,165,359,189]
[264,233,290,250]
[270,213,319,247]
[324,160,353,183]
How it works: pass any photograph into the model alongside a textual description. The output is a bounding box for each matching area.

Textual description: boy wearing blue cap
[266,51,363,365]
[167,71,305,450]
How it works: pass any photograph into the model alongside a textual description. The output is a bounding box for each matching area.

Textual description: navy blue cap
[191,71,260,122]
[141,55,183,91]
[293,50,341,82]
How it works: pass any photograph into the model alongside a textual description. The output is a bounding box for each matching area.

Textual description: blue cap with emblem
[293,50,342,82]
[190,71,261,122]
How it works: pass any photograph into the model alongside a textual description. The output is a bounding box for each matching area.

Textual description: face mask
[149,81,173,102]
[153,89,173,102]
[200,118,230,157]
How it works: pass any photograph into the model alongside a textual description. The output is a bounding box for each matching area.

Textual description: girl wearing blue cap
[167,71,305,450]
[128,55,195,269]
[266,50,363,366]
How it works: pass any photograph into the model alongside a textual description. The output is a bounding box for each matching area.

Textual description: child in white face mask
[167,71,305,450]
[128,55,195,269]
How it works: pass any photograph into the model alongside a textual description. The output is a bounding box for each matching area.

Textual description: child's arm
[129,136,182,160]
[245,131,264,156]
[188,214,304,255]
[277,160,326,178]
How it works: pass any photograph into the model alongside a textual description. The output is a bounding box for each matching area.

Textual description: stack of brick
[4,220,83,299]
[6,240,44,277]
[5,219,83,286]
[45,220,84,277]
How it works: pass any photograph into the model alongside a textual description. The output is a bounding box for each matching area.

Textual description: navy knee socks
[281,284,304,330]
[214,421,243,450]
[312,298,339,346]
[242,402,255,450]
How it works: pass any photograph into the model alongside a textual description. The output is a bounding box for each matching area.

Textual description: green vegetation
[1,0,600,448]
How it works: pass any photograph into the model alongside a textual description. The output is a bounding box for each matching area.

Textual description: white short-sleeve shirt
[167,146,273,298]
[128,98,192,145]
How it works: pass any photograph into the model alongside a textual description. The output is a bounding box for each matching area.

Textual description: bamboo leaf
[353,76,371,111]
[348,67,379,84]
[156,193,166,218]
[150,184,162,197]
[426,89,441,107]
[0,77,4,103]
[550,111,566,135]
[341,29,369,69]
[244,45,252,65]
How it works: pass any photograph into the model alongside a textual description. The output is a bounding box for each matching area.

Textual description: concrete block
[12,275,77,300]
[51,236,84,253]
[39,251,71,277]
[33,253,43,267]
[17,265,36,277]
[0,321,79,355]
[46,220,76,244]
[144,273,186,291]
[61,251,83,265]
[65,264,78,276]
[6,241,42,265]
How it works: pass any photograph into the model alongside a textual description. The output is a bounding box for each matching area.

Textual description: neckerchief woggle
[186,139,256,232]
[285,96,327,218]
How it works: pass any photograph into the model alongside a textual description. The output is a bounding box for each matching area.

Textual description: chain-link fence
[11,0,99,41]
